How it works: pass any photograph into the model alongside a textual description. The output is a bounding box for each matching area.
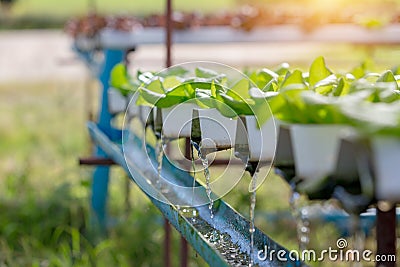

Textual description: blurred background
[1,0,400,266]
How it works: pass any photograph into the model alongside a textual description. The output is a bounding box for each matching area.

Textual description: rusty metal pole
[164,218,171,267]
[165,0,172,68]
[180,235,189,267]
[164,1,173,267]
[165,1,189,265]
[376,201,396,267]
[179,138,192,267]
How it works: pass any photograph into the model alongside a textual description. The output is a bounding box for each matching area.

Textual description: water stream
[191,217,253,266]
[190,140,197,213]
[155,136,166,190]
[248,170,258,267]
[192,141,214,219]
[289,189,310,252]
[191,140,220,243]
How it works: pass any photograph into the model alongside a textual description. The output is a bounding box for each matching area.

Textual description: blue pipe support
[91,49,124,230]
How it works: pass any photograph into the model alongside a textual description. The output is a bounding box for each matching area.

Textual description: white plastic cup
[108,87,127,115]
[195,108,237,152]
[161,103,198,139]
[126,93,140,119]
[245,116,278,162]
[139,106,153,126]
[371,136,400,201]
[290,124,345,181]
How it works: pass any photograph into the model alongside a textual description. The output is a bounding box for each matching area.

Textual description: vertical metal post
[180,236,189,267]
[166,0,172,68]
[179,137,192,267]
[91,49,124,231]
[164,1,173,267]
[376,202,396,267]
[164,218,172,267]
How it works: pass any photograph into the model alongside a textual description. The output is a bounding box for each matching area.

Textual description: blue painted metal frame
[89,49,125,229]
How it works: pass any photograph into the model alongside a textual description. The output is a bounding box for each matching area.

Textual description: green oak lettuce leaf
[136,79,165,107]
[350,59,375,79]
[259,90,350,125]
[332,77,348,97]
[194,88,215,108]
[308,56,337,95]
[298,92,351,124]
[194,67,227,84]
[348,75,400,103]
[263,79,279,92]
[216,79,256,117]
[248,68,279,90]
[280,69,308,90]
[109,63,135,96]
[339,101,400,136]
[314,74,338,95]
[249,88,278,128]
[140,80,196,108]
[137,78,224,108]
[249,70,309,126]
[157,66,189,78]
[391,65,400,75]
[274,62,290,76]
[137,78,194,108]
[376,70,399,92]
[162,76,183,90]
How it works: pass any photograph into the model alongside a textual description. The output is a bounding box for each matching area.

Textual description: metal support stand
[376,202,397,267]
[164,1,174,266]
[91,49,124,230]
[180,237,189,267]
[164,220,172,267]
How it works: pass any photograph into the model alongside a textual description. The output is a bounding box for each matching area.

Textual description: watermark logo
[257,238,396,263]
[336,238,347,249]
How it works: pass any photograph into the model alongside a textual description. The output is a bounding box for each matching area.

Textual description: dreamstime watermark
[257,238,396,263]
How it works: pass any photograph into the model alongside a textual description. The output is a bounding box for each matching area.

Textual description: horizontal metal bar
[79,157,116,166]
[75,24,400,50]
[87,121,302,267]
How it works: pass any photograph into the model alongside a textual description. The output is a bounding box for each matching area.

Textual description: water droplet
[300,226,309,233]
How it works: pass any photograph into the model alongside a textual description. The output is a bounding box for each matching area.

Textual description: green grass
[11,0,237,17]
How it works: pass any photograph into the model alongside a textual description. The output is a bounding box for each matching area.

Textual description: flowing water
[192,141,214,219]
[289,189,310,252]
[155,136,166,190]
[191,217,253,266]
[201,154,214,219]
[190,141,197,209]
[249,170,258,267]
[191,140,220,243]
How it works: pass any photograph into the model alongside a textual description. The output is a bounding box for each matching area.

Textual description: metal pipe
[165,1,173,266]
[165,0,172,68]
[376,202,396,267]
[164,220,172,267]
[180,237,189,267]
[79,157,116,166]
